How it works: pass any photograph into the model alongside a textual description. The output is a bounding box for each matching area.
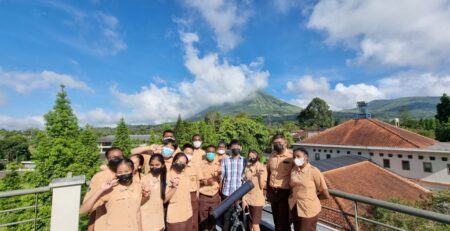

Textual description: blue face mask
[162,147,174,158]
[206,152,215,161]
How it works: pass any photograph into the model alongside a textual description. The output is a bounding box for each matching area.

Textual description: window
[430,156,435,161]
[330,150,333,153]
[383,159,390,168]
[423,162,432,173]
[326,154,331,159]
[337,150,341,154]
[315,153,320,161]
[388,154,393,157]
[313,149,316,152]
[324,149,327,153]
[358,152,362,155]
[442,157,448,161]
[408,155,413,159]
[347,151,351,155]
[419,155,424,160]
[370,152,374,156]
[380,153,384,157]
[448,164,450,175]
[402,161,410,170]
[318,149,321,152]
[398,154,403,158]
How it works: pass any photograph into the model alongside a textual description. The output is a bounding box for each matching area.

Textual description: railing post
[354,201,359,231]
[49,175,85,231]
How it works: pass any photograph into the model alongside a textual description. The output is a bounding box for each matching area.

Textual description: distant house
[97,135,150,155]
[315,156,429,230]
[293,116,450,188]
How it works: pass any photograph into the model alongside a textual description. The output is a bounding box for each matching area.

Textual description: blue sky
[1,0,450,129]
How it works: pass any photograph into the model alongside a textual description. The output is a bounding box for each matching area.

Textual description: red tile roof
[301,118,437,148]
[318,161,429,230]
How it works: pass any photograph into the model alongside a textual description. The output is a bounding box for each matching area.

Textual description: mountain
[335,96,440,120]
[190,91,301,121]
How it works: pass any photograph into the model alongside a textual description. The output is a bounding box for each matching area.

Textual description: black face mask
[231,148,241,155]
[173,163,186,172]
[248,158,257,164]
[150,167,163,175]
[273,144,284,153]
[117,173,133,184]
[108,157,123,171]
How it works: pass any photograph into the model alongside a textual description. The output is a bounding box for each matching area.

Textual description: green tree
[297,97,333,129]
[149,128,160,145]
[112,118,131,156]
[174,114,183,135]
[0,134,31,162]
[204,111,222,132]
[436,93,450,123]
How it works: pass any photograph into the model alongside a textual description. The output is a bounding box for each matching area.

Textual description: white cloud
[0,115,44,130]
[182,0,250,51]
[272,0,300,13]
[108,32,269,124]
[287,72,450,109]
[76,108,123,127]
[307,0,450,68]
[0,68,91,93]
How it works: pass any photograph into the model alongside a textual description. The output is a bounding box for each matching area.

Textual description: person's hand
[257,168,264,176]
[207,178,215,186]
[201,179,208,186]
[101,179,117,192]
[242,200,248,209]
[169,177,180,188]
[141,183,151,197]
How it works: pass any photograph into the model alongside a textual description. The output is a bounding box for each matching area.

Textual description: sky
[1,0,450,130]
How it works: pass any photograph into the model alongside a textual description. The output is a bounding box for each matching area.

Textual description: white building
[293,117,450,189]
[97,135,150,155]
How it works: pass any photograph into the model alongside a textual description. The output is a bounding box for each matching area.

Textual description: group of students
[80,130,330,231]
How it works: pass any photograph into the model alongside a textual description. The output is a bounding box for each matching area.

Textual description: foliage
[149,128,160,145]
[112,118,131,156]
[0,133,31,162]
[435,93,450,123]
[297,97,333,129]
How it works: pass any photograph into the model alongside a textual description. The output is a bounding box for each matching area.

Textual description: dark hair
[110,158,134,173]
[229,139,241,147]
[149,154,167,201]
[248,149,261,161]
[272,134,285,142]
[171,152,188,170]
[182,143,195,151]
[205,145,216,150]
[217,140,227,147]
[163,129,175,137]
[105,147,123,159]
[293,147,309,157]
[130,154,144,176]
[192,134,201,140]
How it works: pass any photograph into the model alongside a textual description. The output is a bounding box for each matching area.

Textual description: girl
[80,158,149,231]
[130,154,144,183]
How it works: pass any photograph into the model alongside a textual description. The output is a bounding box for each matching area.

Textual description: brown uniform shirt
[199,159,221,196]
[140,174,165,231]
[288,163,328,218]
[192,148,205,164]
[166,170,193,223]
[131,145,181,173]
[84,168,115,231]
[267,149,294,189]
[243,162,267,207]
[186,161,203,192]
[216,154,229,164]
[93,183,142,231]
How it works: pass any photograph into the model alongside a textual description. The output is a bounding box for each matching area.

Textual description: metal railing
[321,189,450,231]
[0,186,51,230]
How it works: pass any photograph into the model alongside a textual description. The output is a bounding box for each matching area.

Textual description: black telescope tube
[211,180,254,220]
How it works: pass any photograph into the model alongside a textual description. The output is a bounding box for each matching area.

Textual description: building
[293,115,450,188]
[97,135,150,155]
[315,156,429,230]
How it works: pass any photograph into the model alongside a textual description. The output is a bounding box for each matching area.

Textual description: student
[161,138,177,169]
[242,150,267,231]
[130,154,144,184]
[192,134,206,163]
[198,145,221,231]
[266,134,294,231]
[84,147,124,231]
[220,139,247,231]
[140,154,178,231]
[216,141,229,164]
[80,158,149,231]
[182,144,204,231]
[289,148,330,231]
[166,152,193,231]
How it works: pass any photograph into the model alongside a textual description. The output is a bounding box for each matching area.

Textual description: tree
[297,98,333,129]
[112,118,131,156]
[149,128,160,145]
[174,114,183,136]
[436,93,450,123]
[0,134,31,162]
[204,111,222,132]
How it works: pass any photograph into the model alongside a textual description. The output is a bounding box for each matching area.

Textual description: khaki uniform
[192,148,205,165]
[289,163,328,218]
[198,159,221,196]
[166,170,193,224]
[131,145,181,173]
[84,168,115,231]
[216,154,229,164]
[267,149,294,189]
[186,161,203,231]
[92,183,142,231]
[140,174,165,231]
[243,162,267,207]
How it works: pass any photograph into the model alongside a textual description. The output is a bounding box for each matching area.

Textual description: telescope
[210,180,254,220]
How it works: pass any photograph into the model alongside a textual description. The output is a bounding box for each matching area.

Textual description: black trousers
[219,193,236,231]
[268,187,291,231]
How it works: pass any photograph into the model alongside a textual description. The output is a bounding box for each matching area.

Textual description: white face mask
[193,141,202,148]
[217,149,226,155]
[186,154,193,161]
[294,157,305,167]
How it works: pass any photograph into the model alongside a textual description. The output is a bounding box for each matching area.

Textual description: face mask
[248,158,257,164]
[150,167,163,175]
[231,148,241,156]
[193,141,202,148]
[217,149,226,155]
[117,173,133,184]
[173,163,186,172]
[206,152,215,161]
[162,147,174,158]
[108,157,123,170]
[274,144,284,153]
[186,154,193,161]
[294,157,305,167]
